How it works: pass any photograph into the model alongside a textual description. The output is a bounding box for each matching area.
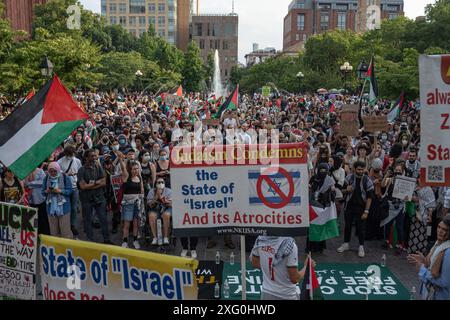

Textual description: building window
[110,16,117,25]
[119,3,127,13]
[210,40,214,49]
[139,29,146,36]
[158,16,166,27]
[296,34,300,41]
[101,0,106,14]
[148,3,156,13]
[196,23,203,36]
[224,57,228,62]
[168,18,175,26]
[158,29,165,37]
[223,40,229,50]
[297,14,305,31]
[119,16,127,27]
[337,13,346,30]
[130,29,137,37]
[129,16,137,26]
[158,3,166,13]
[335,4,348,10]
[139,16,146,25]
[320,14,329,30]
[109,3,117,14]
[215,40,220,49]
[318,3,331,9]
[303,34,307,42]
[129,0,146,14]
[212,24,219,37]
[388,13,398,20]
[168,4,175,12]
[367,0,376,6]
[224,23,235,36]
[199,40,205,49]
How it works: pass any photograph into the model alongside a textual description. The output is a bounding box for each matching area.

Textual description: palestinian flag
[207,94,216,104]
[366,56,378,106]
[300,255,323,300]
[0,75,88,180]
[387,92,404,123]
[212,85,238,119]
[309,203,339,242]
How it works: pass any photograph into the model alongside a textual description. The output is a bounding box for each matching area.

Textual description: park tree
[182,41,205,92]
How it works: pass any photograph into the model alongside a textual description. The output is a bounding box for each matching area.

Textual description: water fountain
[213,50,226,98]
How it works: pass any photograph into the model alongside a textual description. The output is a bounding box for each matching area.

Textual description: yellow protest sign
[39,235,198,300]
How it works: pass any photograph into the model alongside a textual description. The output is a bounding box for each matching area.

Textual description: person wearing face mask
[381,164,408,252]
[57,146,83,238]
[147,178,172,245]
[139,150,156,194]
[366,158,385,240]
[156,149,170,189]
[338,161,374,258]
[379,132,391,153]
[117,134,130,153]
[42,162,73,239]
[307,163,336,253]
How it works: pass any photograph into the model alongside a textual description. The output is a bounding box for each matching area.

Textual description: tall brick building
[283,0,404,52]
[2,0,47,35]
[190,14,238,81]
[101,0,191,50]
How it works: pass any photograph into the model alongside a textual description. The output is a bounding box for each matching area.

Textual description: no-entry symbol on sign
[256,167,295,209]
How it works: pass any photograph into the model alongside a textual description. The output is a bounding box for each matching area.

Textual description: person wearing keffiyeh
[42,162,73,239]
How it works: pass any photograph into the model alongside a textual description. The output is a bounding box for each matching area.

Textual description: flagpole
[358,78,368,129]
[309,251,313,300]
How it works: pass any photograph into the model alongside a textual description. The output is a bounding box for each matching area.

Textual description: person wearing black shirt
[337,161,374,258]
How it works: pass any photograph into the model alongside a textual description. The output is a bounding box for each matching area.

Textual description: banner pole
[240,235,246,301]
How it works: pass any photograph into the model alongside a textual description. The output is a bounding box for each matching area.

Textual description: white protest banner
[0,202,38,300]
[419,55,450,186]
[392,175,416,201]
[170,143,309,236]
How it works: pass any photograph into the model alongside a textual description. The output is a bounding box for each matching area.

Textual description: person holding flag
[251,236,315,300]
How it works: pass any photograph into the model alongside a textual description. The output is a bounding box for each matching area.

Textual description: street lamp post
[356,59,369,97]
[135,70,143,92]
[39,55,54,79]
[340,62,353,94]
[296,72,304,95]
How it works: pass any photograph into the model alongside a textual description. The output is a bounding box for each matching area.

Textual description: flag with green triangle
[366,57,378,106]
[212,85,238,119]
[0,75,89,180]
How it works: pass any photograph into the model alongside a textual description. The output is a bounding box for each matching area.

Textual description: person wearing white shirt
[251,236,312,300]
[57,145,83,237]
[223,111,237,129]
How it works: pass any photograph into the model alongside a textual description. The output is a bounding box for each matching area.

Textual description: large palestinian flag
[212,85,238,119]
[0,75,89,180]
[366,57,378,105]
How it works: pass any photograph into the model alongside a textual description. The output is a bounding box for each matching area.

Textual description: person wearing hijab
[42,162,73,239]
[307,163,336,253]
[408,219,450,300]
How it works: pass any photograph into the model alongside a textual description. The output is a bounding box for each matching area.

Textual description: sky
[79,0,436,63]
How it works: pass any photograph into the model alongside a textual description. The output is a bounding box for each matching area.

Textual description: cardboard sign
[262,86,271,97]
[363,116,387,133]
[110,174,123,203]
[340,105,360,136]
[202,119,221,126]
[165,94,180,107]
[0,202,38,300]
[392,175,416,201]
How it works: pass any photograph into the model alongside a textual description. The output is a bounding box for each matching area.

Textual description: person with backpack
[42,162,73,239]
[57,145,83,238]
[337,160,374,258]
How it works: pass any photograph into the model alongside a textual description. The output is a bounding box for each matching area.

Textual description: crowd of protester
[1,89,449,299]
